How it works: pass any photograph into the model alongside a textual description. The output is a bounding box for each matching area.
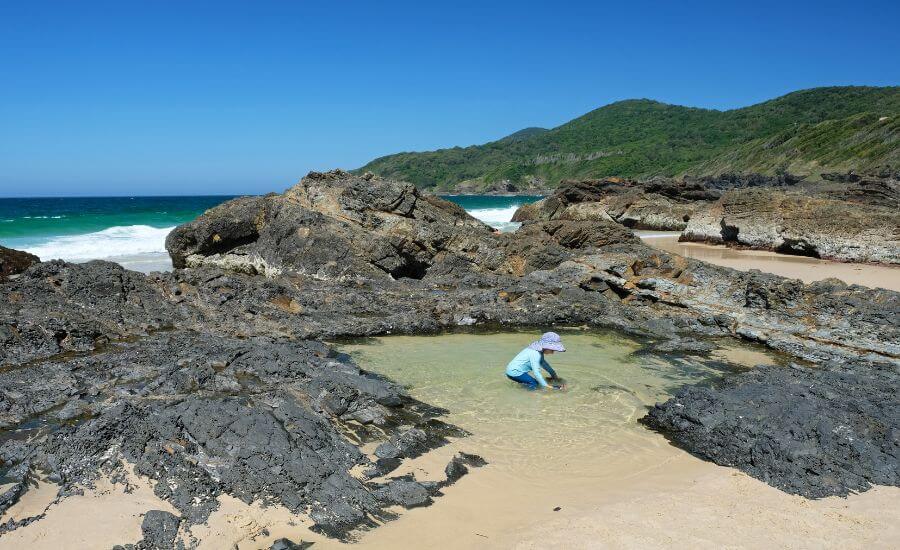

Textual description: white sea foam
[467,205,522,232]
[24,225,175,262]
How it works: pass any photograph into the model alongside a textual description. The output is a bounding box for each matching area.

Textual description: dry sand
[637,232,900,292]
[6,443,896,549]
[316,442,900,550]
[0,465,179,549]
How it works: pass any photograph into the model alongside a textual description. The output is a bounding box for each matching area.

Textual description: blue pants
[507,372,540,390]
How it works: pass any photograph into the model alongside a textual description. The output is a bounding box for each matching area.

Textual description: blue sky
[1,0,898,197]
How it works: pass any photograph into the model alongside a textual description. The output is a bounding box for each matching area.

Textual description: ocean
[0,194,541,272]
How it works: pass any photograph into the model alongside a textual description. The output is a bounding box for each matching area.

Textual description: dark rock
[0,260,183,366]
[0,246,39,281]
[0,481,23,517]
[443,452,488,484]
[140,510,181,550]
[444,457,468,482]
[651,338,716,354]
[642,361,900,498]
[0,331,438,536]
[270,538,313,550]
[374,442,402,459]
[374,479,432,508]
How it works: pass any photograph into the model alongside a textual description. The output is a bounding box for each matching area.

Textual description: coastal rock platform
[2,170,898,546]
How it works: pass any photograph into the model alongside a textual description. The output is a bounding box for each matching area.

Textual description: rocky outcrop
[2,169,899,543]
[0,245,39,281]
[510,174,795,230]
[0,313,477,538]
[515,172,900,264]
[166,169,641,283]
[448,177,548,195]
[0,260,182,366]
[681,186,900,263]
[818,171,900,208]
[166,170,496,279]
[644,359,899,498]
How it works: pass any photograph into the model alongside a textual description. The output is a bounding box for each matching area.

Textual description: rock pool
[322,330,783,548]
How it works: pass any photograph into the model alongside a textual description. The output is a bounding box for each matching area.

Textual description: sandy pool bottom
[3,331,898,549]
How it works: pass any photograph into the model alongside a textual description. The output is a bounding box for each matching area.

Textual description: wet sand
[3,332,898,549]
[636,231,900,291]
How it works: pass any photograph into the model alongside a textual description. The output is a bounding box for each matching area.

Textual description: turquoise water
[0,194,541,270]
[443,194,542,232]
[0,196,235,242]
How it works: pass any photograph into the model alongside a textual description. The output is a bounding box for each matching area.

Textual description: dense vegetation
[356,86,900,191]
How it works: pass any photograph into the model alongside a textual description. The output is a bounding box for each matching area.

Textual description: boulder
[140,510,181,549]
[166,170,496,280]
[0,246,39,281]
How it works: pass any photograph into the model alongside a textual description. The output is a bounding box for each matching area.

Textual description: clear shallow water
[0,194,539,272]
[339,331,766,475]
[331,331,784,548]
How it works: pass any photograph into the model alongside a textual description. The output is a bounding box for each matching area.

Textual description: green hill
[692,112,899,176]
[356,86,900,191]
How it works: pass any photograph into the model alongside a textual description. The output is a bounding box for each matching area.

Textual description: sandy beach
[637,232,900,292]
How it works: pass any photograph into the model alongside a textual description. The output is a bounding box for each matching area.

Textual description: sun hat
[528,332,566,352]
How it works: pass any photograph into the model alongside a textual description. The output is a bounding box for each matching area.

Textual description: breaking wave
[23,225,174,262]
[467,205,522,232]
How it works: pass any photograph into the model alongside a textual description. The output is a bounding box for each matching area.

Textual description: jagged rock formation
[166,170,641,283]
[681,183,900,263]
[2,170,899,546]
[0,330,474,536]
[511,174,798,230]
[0,260,181,366]
[166,170,495,279]
[514,172,900,264]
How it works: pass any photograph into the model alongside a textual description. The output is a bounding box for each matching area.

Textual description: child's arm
[540,356,557,379]
[529,352,550,388]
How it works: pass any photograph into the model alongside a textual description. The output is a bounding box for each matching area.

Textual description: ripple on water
[339,331,776,476]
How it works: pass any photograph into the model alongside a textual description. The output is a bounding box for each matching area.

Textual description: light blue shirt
[505,348,557,387]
